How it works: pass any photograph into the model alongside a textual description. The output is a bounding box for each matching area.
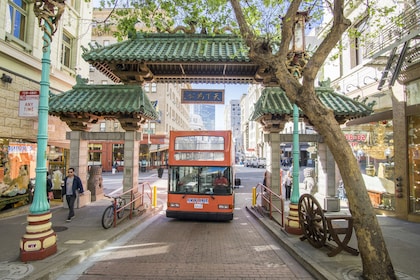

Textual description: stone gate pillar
[315,142,337,208]
[67,131,91,207]
[123,131,141,208]
[88,165,103,201]
[264,132,282,222]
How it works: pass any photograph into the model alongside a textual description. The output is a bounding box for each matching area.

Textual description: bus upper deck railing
[252,183,285,227]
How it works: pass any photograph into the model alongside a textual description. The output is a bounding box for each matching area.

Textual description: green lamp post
[290,11,308,204]
[285,11,308,235]
[20,0,65,262]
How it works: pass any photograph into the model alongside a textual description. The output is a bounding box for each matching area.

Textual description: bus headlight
[218,204,232,209]
[168,202,180,208]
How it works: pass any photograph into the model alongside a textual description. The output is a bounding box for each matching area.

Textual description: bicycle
[101,194,127,229]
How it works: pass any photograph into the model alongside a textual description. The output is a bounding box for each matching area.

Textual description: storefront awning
[345,110,393,126]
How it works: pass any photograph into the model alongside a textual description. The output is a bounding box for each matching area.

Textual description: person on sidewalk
[283,171,292,200]
[46,171,53,202]
[62,168,84,222]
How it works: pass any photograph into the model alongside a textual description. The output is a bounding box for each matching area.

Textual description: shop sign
[19,91,39,117]
[344,133,367,147]
[181,89,224,104]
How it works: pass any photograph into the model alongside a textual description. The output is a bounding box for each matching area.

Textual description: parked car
[245,158,255,167]
[250,158,259,168]
[251,158,266,168]
[256,158,266,168]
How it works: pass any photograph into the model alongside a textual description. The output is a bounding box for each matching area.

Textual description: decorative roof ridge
[129,31,242,40]
[72,83,143,90]
[71,75,142,90]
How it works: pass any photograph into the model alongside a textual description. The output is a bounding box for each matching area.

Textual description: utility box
[324,197,340,212]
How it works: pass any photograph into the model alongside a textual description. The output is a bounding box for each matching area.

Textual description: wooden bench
[298,193,359,257]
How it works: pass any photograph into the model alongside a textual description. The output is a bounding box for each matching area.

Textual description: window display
[0,139,36,210]
[345,121,395,210]
[409,116,420,213]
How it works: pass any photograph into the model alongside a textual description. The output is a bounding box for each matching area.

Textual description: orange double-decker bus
[166,130,235,221]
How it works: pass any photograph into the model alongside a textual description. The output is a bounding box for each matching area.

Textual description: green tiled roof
[49,81,159,120]
[83,32,250,63]
[251,86,373,123]
[82,33,259,84]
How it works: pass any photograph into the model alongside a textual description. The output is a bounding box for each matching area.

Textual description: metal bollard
[152,185,157,207]
[252,187,256,206]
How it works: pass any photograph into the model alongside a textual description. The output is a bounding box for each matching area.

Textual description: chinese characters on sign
[19,91,39,117]
[181,89,225,104]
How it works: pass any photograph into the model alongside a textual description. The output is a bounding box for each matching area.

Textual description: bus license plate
[194,203,203,209]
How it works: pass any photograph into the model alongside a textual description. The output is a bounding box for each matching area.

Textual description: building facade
[225,99,242,162]
[0,0,92,208]
[321,0,420,221]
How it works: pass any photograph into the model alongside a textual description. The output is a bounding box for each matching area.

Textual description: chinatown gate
[49,32,372,220]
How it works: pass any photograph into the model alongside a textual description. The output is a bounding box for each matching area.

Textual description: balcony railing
[364,4,420,59]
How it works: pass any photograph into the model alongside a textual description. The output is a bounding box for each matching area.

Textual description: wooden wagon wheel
[298,193,327,248]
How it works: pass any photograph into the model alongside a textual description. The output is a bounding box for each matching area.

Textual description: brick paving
[77,195,314,279]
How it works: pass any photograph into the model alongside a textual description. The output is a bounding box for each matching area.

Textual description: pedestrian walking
[46,171,53,202]
[283,171,292,200]
[62,167,84,222]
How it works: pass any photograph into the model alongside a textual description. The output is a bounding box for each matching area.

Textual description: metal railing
[364,4,420,59]
[252,183,285,227]
[108,182,153,228]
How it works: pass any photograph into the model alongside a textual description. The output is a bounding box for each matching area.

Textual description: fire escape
[365,4,420,90]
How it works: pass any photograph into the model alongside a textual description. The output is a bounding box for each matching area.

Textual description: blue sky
[191,84,248,130]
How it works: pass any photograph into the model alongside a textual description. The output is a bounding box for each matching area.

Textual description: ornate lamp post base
[20,212,57,262]
[285,203,303,235]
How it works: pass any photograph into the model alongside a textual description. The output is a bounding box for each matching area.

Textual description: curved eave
[250,87,373,124]
[49,84,159,120]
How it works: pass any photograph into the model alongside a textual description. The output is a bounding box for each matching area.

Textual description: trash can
[158,167,164,178]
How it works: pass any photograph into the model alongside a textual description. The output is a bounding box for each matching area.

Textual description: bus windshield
[169,166,233,195]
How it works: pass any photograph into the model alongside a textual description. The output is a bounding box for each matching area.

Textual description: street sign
[19,91,39,117]
[181,89,225,104]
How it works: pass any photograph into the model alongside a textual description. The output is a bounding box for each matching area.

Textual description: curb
[26,205,163,280]
[245,206,333,280]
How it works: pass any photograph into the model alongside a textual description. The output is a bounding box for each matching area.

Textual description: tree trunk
[296,86,396,279]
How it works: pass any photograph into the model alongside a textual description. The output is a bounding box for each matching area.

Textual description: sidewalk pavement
[1,179,420,279]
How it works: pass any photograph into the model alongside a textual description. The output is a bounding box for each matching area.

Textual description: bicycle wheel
[117,198,127,219]
[102,205,115,229]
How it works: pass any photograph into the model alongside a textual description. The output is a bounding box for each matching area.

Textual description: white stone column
[316,142,337,208]
[67,131,91,207]
[123,131,140,193]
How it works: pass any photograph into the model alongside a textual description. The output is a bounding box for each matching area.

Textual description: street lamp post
[20,0,65,262]
[285,11,308,235]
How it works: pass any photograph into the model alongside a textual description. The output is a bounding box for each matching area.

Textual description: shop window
[406,80,420,106]
[0,140,36,201]
[88,144,102,167]
[347,121,395,210]
[112,144,124,166]
[409,116,420,213]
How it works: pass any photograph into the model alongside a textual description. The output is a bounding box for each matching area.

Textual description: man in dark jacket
[62,167,84,222]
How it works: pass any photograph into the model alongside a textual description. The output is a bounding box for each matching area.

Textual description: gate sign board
[181,89,225,104]
[19,91,39,117]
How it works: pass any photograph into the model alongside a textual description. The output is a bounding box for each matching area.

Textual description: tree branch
[229,0,256,47]
[302,0,351,83]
